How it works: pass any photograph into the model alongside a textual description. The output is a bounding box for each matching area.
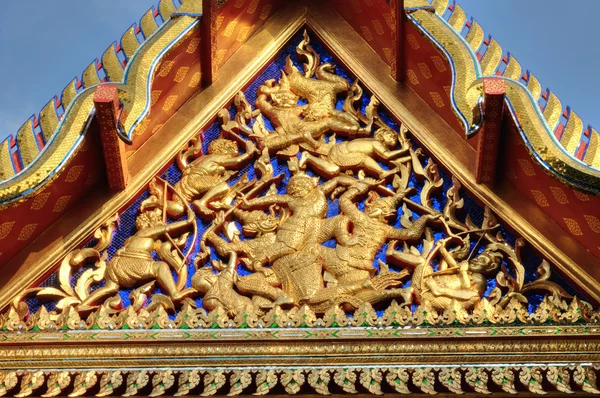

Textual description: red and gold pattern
[125,28,203,153]
[333,0,472,147]
[402,21,471,143]
[213,0,279,72]
[331,0,395,67]
[0,124,104,265]
[502,122,600,259]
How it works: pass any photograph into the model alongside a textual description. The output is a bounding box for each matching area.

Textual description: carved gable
[0,2,599,396]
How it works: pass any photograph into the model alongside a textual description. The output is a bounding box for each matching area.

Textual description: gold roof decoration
[0,0,202,207]
[1,2,600,397]
[413,0,600,192]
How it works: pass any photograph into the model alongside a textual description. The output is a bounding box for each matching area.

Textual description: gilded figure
[238,173,357,302]
[142,137,257,217]
[319,182,439,290]
[192,252,254,317]
[388,235,502,311]
[78,209,195,310]
[201,210,294,309]
[299,127,411,179]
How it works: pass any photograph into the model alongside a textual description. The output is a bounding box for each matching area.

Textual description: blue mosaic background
[27,31,577,319]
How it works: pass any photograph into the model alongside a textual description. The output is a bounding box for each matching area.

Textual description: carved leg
[78,280,120,310]
[141,193,186,218]
[236,273,287,302]
[354,288,407,306]
[328,115,365,137]
[260,134,305,152]
[193,182,230,217]
[300,153,340,177]
[153,262,195,301]
[360,156,394,179]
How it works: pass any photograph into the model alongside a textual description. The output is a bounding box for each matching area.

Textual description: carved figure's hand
[245,140,257,154]
[425,213,442,222]
[354,178,381,193]
[214,211,226,226]
[259,267,275,278]
[346,235,367,247]
[397,186,416,198]
[236,192,250,209]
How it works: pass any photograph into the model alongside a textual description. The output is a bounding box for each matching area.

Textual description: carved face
[271,89,299,108]
[191,267,218,293]
[135,209,164,230]
[375,128,398,148]
[364,192,397,221]
[242,211,279,235]
[469,249,502,276]
[208,139,239,156]
[287,175,318,198]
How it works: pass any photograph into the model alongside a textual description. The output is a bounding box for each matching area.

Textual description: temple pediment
[0,1,599,396]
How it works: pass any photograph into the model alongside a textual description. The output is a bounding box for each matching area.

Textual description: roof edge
[0,1,202,207]
[414,0,600,193]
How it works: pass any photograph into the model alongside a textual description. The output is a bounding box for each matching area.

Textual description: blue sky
[0,1,598,142]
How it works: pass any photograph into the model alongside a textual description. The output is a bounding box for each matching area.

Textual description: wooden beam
[200,0,217,86]
[475,78,505,184]
[93,85,129,191]
[392,0,405,81]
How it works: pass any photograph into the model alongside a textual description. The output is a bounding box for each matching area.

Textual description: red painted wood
[475,78,505,184]
[93,85,129,191]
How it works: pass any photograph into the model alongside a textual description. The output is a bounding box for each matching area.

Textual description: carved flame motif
[10,32,585,327]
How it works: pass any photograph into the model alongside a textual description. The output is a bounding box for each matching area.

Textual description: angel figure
[78,209,195,310]
[141,137,256,217]
[299,126,411,179]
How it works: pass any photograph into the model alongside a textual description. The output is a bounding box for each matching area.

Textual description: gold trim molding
[0,365,598,396]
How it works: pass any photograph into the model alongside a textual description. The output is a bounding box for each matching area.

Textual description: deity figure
[388,236,502,310]
[238,173,357,302]
[78,209,195,310]
[192,252,254,317]
[142,138,256,217]
[285,56,367,132]
[299,126,411,179]
[254,70,369,153]
[319,182,439,290]
[202,209,294,309]
[204,208,280,267]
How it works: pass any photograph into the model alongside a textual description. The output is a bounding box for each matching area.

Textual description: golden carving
[0,366,598,397]
[7,32,592,333]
